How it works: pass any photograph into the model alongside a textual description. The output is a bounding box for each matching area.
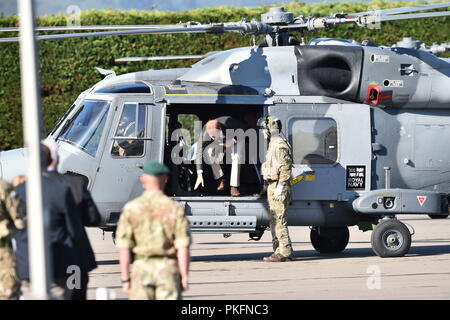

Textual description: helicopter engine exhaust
[296,46,363,102]
[295,45,450,109]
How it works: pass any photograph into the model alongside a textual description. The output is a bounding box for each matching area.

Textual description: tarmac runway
[86,215,450,300]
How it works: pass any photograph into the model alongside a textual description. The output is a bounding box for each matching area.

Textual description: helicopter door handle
[135,164,144,170]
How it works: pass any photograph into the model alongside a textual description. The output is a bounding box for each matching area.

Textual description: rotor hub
[261,7,294,25]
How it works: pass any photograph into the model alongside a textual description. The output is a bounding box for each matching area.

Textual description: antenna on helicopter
[95,67,116,78]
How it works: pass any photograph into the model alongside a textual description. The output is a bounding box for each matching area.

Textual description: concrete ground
[86,215,450,300]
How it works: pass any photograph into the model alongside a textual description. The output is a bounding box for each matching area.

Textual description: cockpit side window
[111,103,147,157]
[115,104,137,137]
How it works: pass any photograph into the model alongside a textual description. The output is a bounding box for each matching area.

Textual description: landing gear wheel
[428,214,449,219]
[310,227,349,253]
[371,219,411,257]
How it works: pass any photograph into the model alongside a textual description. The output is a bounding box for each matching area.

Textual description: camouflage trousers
[20,279,73,300]
[0,247,20,300]
[130,258,181,300]
[267,182,293,258]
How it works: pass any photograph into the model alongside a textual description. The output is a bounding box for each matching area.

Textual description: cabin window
[288,117,338,165]
[111,103,147,157]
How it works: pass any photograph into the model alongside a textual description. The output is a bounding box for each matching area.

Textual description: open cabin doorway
[164,103,265,198]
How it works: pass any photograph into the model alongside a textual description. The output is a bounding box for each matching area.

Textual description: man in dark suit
[14,145,84,299]
[43,139,101,227]
[42,140,99,300]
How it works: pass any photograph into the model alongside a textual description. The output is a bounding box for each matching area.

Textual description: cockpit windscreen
[57,100,110,157]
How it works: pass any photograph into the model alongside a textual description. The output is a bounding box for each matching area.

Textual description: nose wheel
[371,219,412,257]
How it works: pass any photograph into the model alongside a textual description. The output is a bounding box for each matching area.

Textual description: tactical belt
[135,254,176,261]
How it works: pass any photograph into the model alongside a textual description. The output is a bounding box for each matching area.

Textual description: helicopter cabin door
[269,103,372,202]
[90,97,165,224]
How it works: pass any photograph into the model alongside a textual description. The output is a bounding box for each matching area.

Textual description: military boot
[263,253,292,262]
[262,253,277,262]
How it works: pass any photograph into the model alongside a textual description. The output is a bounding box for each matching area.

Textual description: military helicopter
[1,3,450,258]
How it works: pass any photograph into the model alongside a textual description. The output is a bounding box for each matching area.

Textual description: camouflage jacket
[0,179,24,245]
[116,190,191,259]
[261,135,293,185]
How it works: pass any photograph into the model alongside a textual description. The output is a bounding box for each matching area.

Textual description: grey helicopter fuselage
[1,40,449,235]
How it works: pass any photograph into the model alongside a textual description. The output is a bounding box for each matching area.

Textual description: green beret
[143,160,170,176]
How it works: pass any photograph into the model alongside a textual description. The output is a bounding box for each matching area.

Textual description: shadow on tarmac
[97,260,119,265]
[94,242,450,265]
[190,243,450,262]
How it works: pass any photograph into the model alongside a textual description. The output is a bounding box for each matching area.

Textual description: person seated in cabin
[194,116,248,197]
[112,112,142,157]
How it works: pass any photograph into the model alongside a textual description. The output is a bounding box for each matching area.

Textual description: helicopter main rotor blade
[348,2,450,17]
[116,54,207,63]
[0,25,183,33]
[0,3,447,42]
[379,10,450,22]
[0,22,272,43]
[280,7,450,32]
[0,26,229,42]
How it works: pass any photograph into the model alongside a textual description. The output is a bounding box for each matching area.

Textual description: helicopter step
[174,196,269,234]
[187,215,257,233]
[352,188,448,216]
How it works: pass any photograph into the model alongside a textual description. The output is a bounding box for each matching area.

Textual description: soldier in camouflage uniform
[260,116,294,262]
[0,179,24,300]
[116,161,191,300]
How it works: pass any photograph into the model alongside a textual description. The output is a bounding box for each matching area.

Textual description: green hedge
[0,1,449,150]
